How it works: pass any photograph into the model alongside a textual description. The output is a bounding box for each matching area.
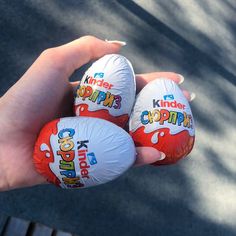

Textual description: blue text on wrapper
[56,128,97,188]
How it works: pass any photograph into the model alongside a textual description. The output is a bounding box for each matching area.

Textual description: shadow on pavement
[0,1,235,236]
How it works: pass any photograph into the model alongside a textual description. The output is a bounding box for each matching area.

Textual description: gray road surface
[0,1,235,235]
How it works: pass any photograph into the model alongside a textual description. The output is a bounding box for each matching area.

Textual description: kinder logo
[94,72,104,78]
[87,152,97,165]
[164,94,174,100]
[77,140,97,180]
[84,75,113,89]
[153,99,186,110]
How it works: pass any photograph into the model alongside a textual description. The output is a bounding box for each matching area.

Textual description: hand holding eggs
[34,52,196,189]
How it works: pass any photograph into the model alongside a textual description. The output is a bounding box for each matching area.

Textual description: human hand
[0,36,193,191]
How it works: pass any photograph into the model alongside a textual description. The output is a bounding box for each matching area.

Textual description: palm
[1,130,45,188]
[0,69,74,188]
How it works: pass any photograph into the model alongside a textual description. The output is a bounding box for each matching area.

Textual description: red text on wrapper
[84,75,113,89]
[57,128,96,188]
[77,140,91,179]
[153,99,186,109]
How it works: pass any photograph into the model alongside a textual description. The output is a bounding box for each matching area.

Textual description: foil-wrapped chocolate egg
[129,78,195,165]
[34,117,136,188]
[74,54,136,128]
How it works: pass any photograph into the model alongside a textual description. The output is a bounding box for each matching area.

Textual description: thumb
[134,147,166,167]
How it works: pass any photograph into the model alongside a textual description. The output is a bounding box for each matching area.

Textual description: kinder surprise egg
[129,78,195,165]
[74,54,136,128]
[34,117,136,189]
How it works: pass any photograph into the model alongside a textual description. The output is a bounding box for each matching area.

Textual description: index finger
[35,36,124,79]
[136,72,184,93]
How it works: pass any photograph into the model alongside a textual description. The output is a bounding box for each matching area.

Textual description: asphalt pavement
[0,1,235,235]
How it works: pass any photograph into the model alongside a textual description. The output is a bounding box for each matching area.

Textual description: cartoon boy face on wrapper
[74,54,136,128]
[129,78,195,165]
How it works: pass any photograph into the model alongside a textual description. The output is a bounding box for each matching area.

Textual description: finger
[136,72,184,93]
[48,36,124,77]
[20,36,124,87]
[134,147,166,167]
[70,81,80,95]
[1,37,124,131]
[182,89,196,102]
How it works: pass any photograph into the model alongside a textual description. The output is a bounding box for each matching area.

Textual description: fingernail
[177,74,185,84]
[158,152,166,161]
[190,92,196,101]
[105,39,127,46]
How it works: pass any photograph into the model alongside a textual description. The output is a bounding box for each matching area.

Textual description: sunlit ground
[0,1,235,235]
